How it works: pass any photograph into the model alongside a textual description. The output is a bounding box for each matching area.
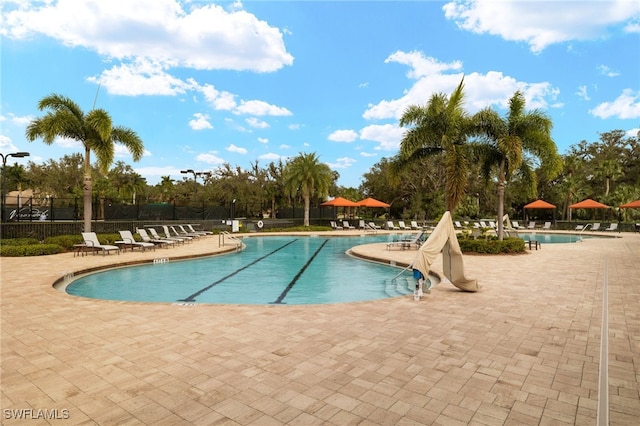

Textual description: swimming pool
[516,232,604,243]
[64,235,423,305]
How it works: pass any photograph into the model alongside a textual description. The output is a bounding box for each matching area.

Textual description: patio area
[2,230,639,424]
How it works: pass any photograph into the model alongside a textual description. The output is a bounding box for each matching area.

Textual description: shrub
[0,243,64,256]
[458,237,525,254]
[45,235,84,250]
[1,237,39,246]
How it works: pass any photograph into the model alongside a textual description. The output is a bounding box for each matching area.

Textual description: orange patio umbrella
[357,197,390,208]
[524,199,556,209]
[320,196,359,207]
[619,200,640,209]
[569,199,610,209]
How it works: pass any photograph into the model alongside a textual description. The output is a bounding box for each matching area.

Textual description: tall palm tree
[25,93,144,231]
[473,91,561,239]
[397,78,472,212]
[594,158,622,197]
[284,152,333,226]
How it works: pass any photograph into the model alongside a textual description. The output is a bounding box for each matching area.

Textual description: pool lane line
[177,239,298,302]
[271,239,329,304]
[597,256,609,426]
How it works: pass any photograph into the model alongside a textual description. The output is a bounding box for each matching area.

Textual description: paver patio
[1,230,639,424]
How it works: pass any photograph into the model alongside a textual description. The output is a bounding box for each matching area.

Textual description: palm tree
[594,158,622,197]
[284,152,333,226]
[473,91,561,239]
[25,93,144,231]
[397,78,472,212]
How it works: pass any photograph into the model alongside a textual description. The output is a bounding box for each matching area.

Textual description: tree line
[4,89,640,232]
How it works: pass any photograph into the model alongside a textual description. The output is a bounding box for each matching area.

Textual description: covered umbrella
[524,199,556,209]
[619,200,640,209]
[357,197,390,208]
[569,199,609,209]
[320,196,358,220]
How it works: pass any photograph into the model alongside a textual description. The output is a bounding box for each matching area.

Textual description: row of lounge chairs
[330,220,429,231]
[79,224,212,256]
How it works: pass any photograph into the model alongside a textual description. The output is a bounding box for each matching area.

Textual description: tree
[593,158,622,197]
[473,91,561,239]
[283,152,333,226]
[25,93,144,231]
[397,78,473,212]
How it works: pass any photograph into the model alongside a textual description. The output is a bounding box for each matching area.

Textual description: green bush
[458,237,525,254]
[1,237,39,246]
[0,243,64,256]
[45,235,84,250]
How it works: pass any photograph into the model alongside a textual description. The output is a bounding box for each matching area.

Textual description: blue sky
[1,0,639,189]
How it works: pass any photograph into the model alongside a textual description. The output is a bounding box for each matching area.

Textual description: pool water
[65,235,421,305]
[516,232,600,243]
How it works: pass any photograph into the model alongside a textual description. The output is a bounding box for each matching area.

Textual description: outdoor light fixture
[1,151,30,222]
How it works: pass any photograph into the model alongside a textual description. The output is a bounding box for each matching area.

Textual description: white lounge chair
[410,221,423,230]
[148,227,185,244]
[527,221,536,229]
[398,221,411,230]
[542,222,552,230]
[81,232,120,255]
[368,221,381,230]
[591,223,601,231]
[163,225,192,242]
[137,228,175,248]
[454,221,464,228]
[342,220,355,229]
[511,221,521,229]
[173,225,200,238]
[358,220,367,230]
[386,231,427,251]
[330,221,343,230]
[186,224,212,235]
[386,221,400,230]
[116,230,156,252]
[603,223,618,232]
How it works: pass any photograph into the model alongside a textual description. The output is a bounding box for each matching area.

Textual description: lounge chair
[574,224,584,231]
[527,221,536,229]
[489,221,497,229]
[368,221,381,230]
[386,221,400,230]
[81,232,120,255]
[591,223,601,231]
[137,228,175,248]
[163,225,192,242]
[186,224,212,235]
[512,221,521,229]
[172,225,200,238]
[410,221,423,230]
[542,222,552,230]
[342,220,355,230]
[603,223,618,232]
[454,221,464,229]
[330,221,343,230]
[116,230,156,252]
[479,221,489,229]
[148,227,185,245]
[358,220,367,230]
[398,221,411,230]
[386,231,427,251]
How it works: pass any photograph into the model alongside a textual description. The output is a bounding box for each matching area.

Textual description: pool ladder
[220,231,245,251]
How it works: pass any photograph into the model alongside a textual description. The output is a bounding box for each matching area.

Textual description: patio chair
[603,223,618,232]
[542,222,552,230]
[81,232,120,256]
[454,221,464,229]
[137,228,175,248]
[342,220,355,230]
[386,231,427,251]
[398,221,411,230]
[590,223,601,231]
[163,225,192,243]
[148,227,185,244]
[330,221,343,230]
[172,225,201,238]
[386,221,400,230]
[367,221,381,230]
[511,221,521,229]
[527,221,536,229]
[186,224,213,235]
[116,230,156,252]
[410,220,423,230]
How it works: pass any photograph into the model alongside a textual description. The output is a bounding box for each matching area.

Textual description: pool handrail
[220,231,245,251]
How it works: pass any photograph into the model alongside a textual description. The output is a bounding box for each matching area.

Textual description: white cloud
[328,129,358,143]
[626,128,640,137]
[576,86,590,101]
[226,144,248,154]
[235,100,292,116]
[364,51,560,121]
[597,64,620,77]
[360,152,377,158]
[189,113,213,130]
[0,113,32,126]
[134,166,181,179]
[258,152,286,161]
[590,89,640,119]
[198,83,237,111]
[0,135,18,152]
[359,124,405,151]
[1,0,293,72]
[443,0,639,53]
[288,123,302,130]
[56,136,83,149]
[115,145,152,158]
[327,157,356,170]
[246,117,270,128]
[258,137,269,144]
[196,151,225,164]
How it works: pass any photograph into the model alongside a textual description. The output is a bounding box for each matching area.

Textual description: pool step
[385,276,416,297]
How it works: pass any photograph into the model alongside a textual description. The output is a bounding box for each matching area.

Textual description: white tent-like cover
[412,211,479,292]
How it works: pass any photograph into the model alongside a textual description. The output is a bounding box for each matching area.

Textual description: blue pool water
[516,232,601,243]
[65,235,421,305]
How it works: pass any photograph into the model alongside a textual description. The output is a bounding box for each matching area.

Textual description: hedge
[458,237,525,254]
[0,243,64,257]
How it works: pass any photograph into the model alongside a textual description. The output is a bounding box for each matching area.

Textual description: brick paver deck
[1,230,639,424]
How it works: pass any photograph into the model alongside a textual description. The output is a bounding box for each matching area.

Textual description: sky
[1,0,639,189]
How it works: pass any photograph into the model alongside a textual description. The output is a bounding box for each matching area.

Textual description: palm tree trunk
[303,193,310,227]
[83,147,92,232]
[497,160,506,240]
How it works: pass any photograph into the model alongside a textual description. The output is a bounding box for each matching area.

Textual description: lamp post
[180,169,211,201]
[1,151,30,222]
